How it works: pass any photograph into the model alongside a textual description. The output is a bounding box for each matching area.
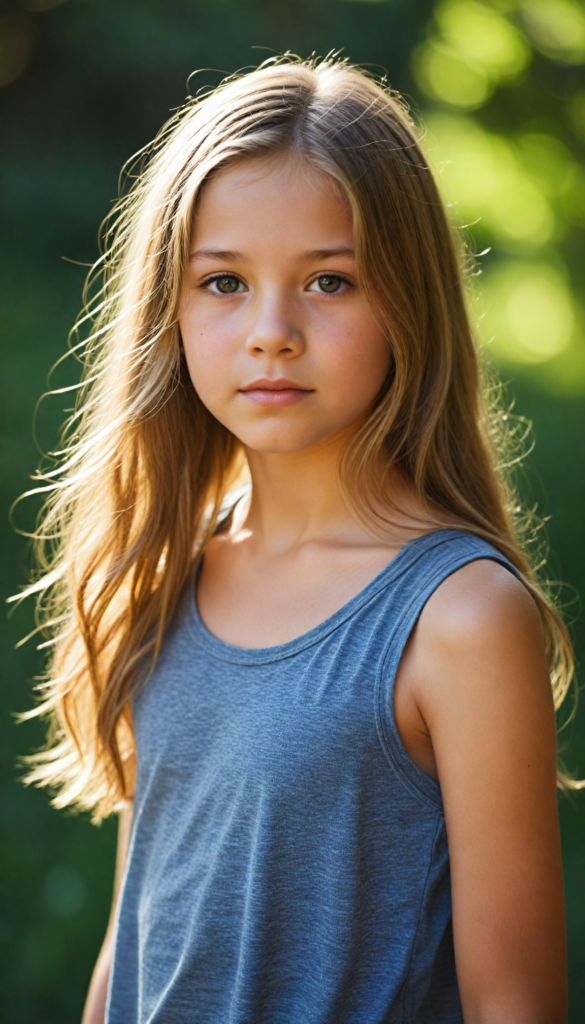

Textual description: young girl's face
[179,154,391,455]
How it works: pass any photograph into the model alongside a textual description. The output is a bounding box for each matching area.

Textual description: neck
[243,430,350,555]
[240,429,420,557]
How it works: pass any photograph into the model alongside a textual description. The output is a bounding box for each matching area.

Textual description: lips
[239,378,314,408]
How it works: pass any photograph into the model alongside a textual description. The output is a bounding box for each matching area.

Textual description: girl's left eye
[206,275,245,295]
[307,275,349,294]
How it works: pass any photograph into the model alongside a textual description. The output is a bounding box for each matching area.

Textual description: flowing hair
[14,55,578,820]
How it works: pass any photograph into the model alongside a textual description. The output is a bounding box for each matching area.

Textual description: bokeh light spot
[412,0,531,107]
[423,113,556,246]
[491,174,555,243]
[520,0,585,64]
[481,261,575,363]
[412,42,491,108]
[437,0,531,77]
[517,133,574,195]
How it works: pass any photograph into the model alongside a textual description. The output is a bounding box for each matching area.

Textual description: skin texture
[180,157,392,459]
[396,560,566,1023]
[83,155,566,1024]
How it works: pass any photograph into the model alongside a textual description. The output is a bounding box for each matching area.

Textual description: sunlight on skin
[179,155,392,461]
[179,152,425,548]
[178,153,428,651]
[175,156,568,1024]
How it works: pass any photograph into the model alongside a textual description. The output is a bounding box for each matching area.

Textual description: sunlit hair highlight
[14,55,578,819]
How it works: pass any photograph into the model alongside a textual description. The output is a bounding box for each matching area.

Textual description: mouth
[238,378,314,408]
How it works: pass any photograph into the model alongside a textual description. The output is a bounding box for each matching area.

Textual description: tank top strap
[374,529,520,815]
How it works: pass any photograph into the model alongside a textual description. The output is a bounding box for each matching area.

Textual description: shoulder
[422,556,542,652]
[407,557,552,716]
[394,555,555,784]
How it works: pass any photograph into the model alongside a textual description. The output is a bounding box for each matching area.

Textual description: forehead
[192,155,354,252]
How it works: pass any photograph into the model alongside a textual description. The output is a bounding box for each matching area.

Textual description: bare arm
[402,560,566,1024]
[81,802,133,1024]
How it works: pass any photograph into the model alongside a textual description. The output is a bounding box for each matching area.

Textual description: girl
[21,57,571,1023]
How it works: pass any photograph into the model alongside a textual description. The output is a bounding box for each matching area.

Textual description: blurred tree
[412,0,585,394]
[0,1,583,1021]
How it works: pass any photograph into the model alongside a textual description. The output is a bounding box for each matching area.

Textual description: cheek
[319,313,391,411]
[180,307,234,400]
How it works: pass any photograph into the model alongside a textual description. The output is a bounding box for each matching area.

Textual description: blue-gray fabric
[106,529,517,1024]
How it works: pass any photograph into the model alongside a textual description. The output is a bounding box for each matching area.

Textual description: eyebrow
[189,246,355,262]
[189,248,245,263]
[303,247,355,260]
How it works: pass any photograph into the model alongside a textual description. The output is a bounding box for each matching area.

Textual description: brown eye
[316,275,342,293]
[214,276,241,294]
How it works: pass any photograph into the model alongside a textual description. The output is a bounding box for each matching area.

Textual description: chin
[240,425,338,455]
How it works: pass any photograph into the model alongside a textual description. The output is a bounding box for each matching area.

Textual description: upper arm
[410,559,566,1023]
[82,803,133,1024]
[98,801,133,954]
[113,801,133,908]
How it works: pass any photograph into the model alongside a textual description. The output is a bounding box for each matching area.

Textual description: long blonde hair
[16,55,577,819]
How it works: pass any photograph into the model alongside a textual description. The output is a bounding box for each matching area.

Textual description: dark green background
[1,1,584,1021]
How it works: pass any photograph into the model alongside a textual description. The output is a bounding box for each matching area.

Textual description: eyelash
[200,273,246,294]
[308,273,353,294]
[199,272,354,294]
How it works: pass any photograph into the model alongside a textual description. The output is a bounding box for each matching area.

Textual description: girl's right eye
[204,275,246,295]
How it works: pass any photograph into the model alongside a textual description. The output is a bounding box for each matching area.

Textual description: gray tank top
[106,528,517,1024]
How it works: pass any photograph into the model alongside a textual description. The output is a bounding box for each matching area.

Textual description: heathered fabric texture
[106,529,518,1024]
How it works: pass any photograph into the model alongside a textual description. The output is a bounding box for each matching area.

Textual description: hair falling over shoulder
[13,55,579,819]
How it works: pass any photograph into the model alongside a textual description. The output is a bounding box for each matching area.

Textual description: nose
[245,288,304,359]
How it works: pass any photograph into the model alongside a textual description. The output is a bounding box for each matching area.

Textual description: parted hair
[17,55,577,819]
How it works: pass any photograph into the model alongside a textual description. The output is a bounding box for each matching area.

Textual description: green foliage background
[0,0,584,1020]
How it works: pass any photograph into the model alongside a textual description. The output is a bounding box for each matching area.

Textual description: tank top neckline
[187,527,461,665]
